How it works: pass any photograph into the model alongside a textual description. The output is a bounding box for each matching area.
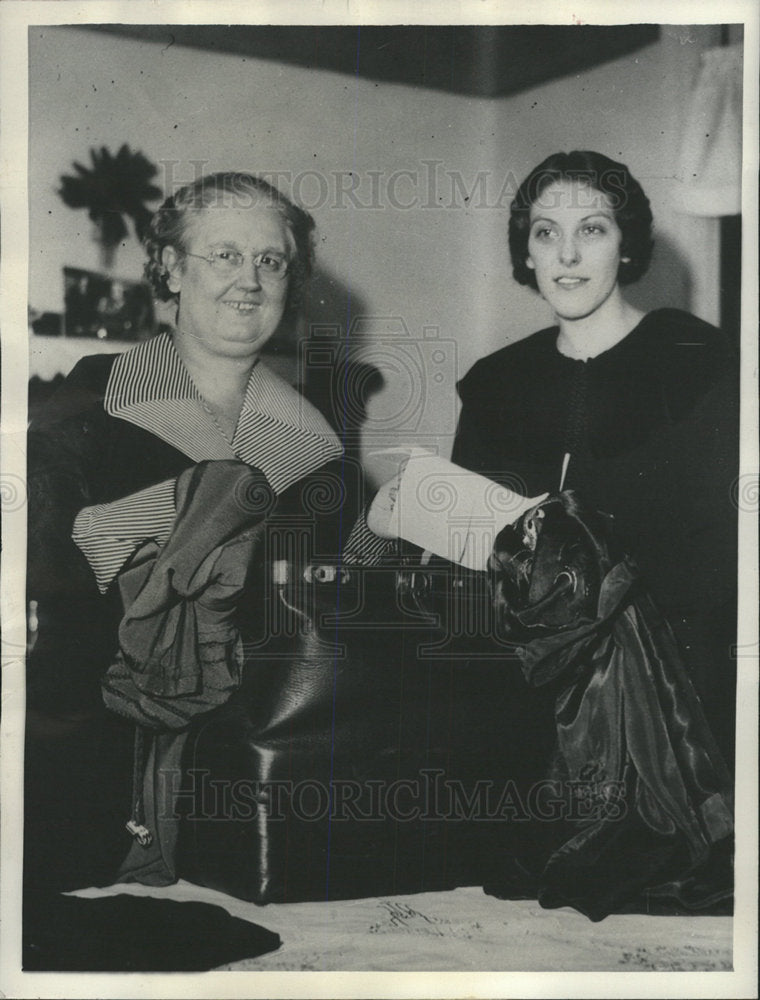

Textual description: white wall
[29,25,724,483]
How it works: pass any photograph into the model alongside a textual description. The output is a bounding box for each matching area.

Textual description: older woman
[25,172,349,891]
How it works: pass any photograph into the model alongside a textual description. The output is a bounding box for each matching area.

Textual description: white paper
[385,448,547,571]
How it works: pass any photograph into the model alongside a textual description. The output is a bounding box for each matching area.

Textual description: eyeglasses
[184,248,290,280]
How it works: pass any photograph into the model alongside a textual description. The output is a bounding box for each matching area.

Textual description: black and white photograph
[1,1,758,996]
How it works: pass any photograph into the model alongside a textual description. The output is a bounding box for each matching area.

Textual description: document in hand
[379,449,547,571]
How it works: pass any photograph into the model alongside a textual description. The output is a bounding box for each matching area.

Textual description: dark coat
[25,341,355,891]
[452,308,739,758]
[26,348,355,711]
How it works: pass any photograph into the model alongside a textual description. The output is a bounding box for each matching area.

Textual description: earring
[621,256,631,264]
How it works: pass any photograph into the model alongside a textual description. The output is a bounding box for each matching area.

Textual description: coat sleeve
[72,478,178,593]
[451,359,497,475]
[451,350,542,496]
[27,358,115,602]
[451,406,502,477]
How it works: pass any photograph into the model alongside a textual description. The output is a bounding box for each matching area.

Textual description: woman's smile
[554,276,589,288]
[223,300,260,311]
[165,204,293,360]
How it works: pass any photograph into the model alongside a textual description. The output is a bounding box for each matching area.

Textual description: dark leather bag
[178,558,555,903]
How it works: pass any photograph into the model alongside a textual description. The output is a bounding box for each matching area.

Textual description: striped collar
[104,332,342,493]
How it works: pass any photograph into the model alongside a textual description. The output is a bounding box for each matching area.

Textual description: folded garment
[100,460,275,887]
[102,459,274,730]
[486,490,734,919]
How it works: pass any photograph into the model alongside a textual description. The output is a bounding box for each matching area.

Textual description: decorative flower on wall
[58,144,162,268]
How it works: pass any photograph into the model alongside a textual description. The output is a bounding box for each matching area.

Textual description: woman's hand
[366,471,404,539]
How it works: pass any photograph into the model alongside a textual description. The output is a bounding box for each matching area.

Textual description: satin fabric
[102,460,272,729]
[488,491,733,920]
[101,460,273,886]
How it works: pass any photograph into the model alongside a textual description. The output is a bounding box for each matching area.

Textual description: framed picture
[63,266,154,340]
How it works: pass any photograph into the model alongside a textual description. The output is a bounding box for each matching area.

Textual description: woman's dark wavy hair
[508,151,654,289]
[144,171,315,312]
